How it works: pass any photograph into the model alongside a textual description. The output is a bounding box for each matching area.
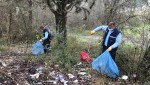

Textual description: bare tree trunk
[0,27,2,38]
[50,0,67,47]
[7,9,12,44]
[46,0,95,48]
[28,0,32,28]
[55,13,67,46]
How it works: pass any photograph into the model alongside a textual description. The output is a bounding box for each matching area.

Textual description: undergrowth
[0,32,149,84]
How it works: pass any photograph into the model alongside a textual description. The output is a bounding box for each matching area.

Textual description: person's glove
[39,39,43,42]
[107,47,112,51]
[90,31,95,35]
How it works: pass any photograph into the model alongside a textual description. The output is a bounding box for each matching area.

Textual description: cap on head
[108,22,116,26]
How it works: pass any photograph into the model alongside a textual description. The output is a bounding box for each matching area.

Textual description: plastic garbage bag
[32,42,44,56]
[80,51,92,63]
[92,51,119,79]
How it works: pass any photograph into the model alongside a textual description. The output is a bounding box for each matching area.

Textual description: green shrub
[0,45,7,52]
[50,36,100,70]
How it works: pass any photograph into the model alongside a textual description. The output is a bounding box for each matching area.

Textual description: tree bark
[55,13,67,47]
[7,9,12,44]
[46,0,67,48]
[28,0,32,26]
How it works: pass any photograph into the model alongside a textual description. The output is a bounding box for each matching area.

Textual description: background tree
[27,0,33,28]
[102,0,136,24]
[45,0,96,48]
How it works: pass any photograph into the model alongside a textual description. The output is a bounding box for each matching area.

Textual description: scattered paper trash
[55,64,59,68]
[78,72,87,75]
[17,51,21,54]
[34,82,42,85]
[0,61,7,67]
[53,81,57,84]
[68,74,75,79]
[24,81,30,85]
[73,79,78,84]
[14,65,20,70]
[37,66,44,73]
[121,75,128,80]
[64,81,68,85]
[58,75,68,85]
[30,73,40,79]
[47,80,57,84]
[77,62,82,65]
[87,74,91,78]
[59,75,65,82]
[80,68,86,71]
[132,74,137,78]
[49,71,56,76]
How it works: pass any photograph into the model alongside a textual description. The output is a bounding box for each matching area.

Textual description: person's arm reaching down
[42,32,49,41]
[110,33,122,49]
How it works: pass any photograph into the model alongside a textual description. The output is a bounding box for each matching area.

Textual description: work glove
[39,39,43,42]
[90,31,95,35]
[107,47,112,51]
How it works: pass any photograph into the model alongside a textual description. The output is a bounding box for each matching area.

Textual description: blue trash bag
[32,42,44,56]
[92,50,119,79]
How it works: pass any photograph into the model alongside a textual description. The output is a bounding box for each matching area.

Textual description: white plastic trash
[121,75,128,80]
[78,72,87,75]
[68,74,75,79]
[73,79,78,84]
[30,73,40,79]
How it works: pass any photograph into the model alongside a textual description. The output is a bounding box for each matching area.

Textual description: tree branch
[66,1,76,13]
[118,15,136,26]
[46,0,57,14]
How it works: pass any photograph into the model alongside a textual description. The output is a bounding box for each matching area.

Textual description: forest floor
[0,29,149,85]
[0,50,124,85]
[0,44,144,85]
[0,40,133,85]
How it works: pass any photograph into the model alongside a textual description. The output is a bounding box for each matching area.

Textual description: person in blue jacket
[39,24,53,53]
[91,22,122,61]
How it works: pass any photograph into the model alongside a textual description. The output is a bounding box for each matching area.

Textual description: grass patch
[49,36,100,71]
[0,45,9,52]
[24,54,51,63]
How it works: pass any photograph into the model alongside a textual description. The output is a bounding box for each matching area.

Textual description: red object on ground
[80,51,92,63]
